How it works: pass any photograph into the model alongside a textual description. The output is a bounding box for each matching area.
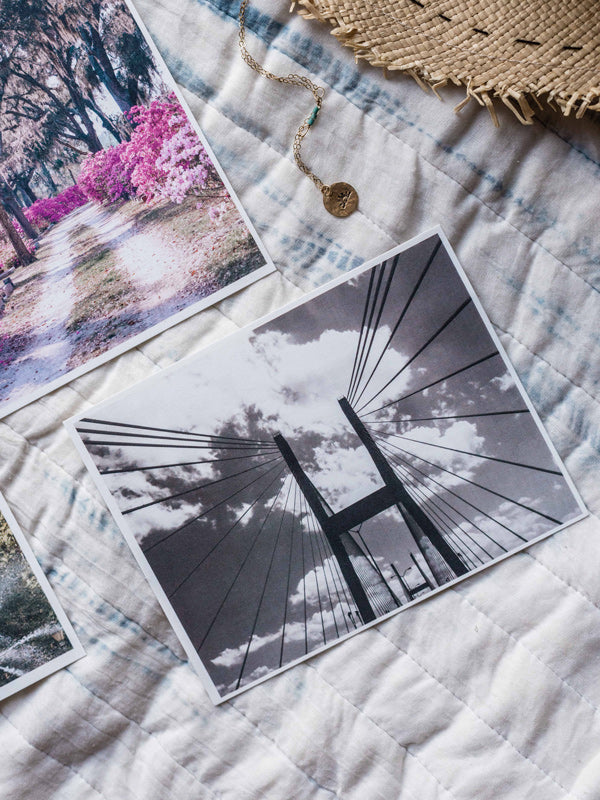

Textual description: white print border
[0,0,275,419]
[0,492,85,703]
[65,226,588,705]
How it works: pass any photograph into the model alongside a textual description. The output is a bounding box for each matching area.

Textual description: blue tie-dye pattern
[3,1,599,797]
[191,0,600,276]
[188,0,600,479]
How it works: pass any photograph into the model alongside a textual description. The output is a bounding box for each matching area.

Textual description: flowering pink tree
[77,95,215,206]
[24,186,88,230]
[122,95,214,203]
[119,97,181,201]
[155,119,213,204]
[77,147,134,205]
[3,96,218,270]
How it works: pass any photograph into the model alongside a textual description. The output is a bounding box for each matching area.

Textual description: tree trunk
[85,100,122,143]
[83,26,131,113]
[5,198,38,241]
[19,179,38,204]
[15,184,33,206]
[71,95,104,153]
[55,55,105,153]
[1,182,38,239]
[0,204,35,266]
[16,188,31,207]
[54,57,104,153]
[39,162,58,194]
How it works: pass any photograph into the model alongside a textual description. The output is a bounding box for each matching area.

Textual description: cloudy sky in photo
[78,235,583,697]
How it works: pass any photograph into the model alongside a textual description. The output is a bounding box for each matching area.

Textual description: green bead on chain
[307,105,320,126]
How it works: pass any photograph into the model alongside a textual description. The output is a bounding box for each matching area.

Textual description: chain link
[238,0,328,194]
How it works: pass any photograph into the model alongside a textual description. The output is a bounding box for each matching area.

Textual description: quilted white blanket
[1,0,599,797]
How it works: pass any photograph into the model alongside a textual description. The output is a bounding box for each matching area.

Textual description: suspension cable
[167,465,287,599]
[347,267,376,398]
[366,408,529,425]
[377,438,515,547]
[375,436,560,526]
[357,298,472,414]
[79,417,274,445]
[348,264,385,401]
[197,469,289,654]
[360,352,499,417]
[279,482,298,667]
[351,241,440,408]
[235,475,295,689]
[386,432,561,475]
[100,450,277,475]
[143,459,285,553]
[349,256,398,405]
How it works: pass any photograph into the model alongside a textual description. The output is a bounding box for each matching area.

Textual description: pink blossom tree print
[0,0,267,416]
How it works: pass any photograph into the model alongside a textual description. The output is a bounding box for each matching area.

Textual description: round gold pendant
[323,182,359,218]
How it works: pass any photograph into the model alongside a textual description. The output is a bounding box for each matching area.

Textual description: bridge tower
[274,397,468,623]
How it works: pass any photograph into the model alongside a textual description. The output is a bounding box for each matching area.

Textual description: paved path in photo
[0,209,86,408]
[0,195,256,413]
[0,202,143,408]
[24,213,80,381]
[75,202,217,327]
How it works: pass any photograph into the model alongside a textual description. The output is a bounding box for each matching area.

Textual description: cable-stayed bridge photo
[69,232,586,703]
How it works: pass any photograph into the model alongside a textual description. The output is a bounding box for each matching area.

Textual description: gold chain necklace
[238,0,359,218]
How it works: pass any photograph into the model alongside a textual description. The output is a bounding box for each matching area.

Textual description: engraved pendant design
[323,182,359,218]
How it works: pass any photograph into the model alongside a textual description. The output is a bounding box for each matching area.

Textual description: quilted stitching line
[376,628,583,798]
[51,524,186,663]
[0,709,107,799]
[0,435,191,671]
[241,184,367,284]
[72,576,185,665]
[226,702,340,800]
[169,65,407,247]
[536,120,600,173]
[223,124,396,247]
[66,597,331,800]
[234,679,396,800]
[37,380,90,409]
[350,119,600,296]
[306,661,457,800]
[209,1,600,291]
[61,689,182,800]
[68,630,265,799]
[74,597,185,672]
[457,590,600,714]
[62,668,221,799]
[526,551,600,616]
[492,324,600,412]
[0,425,188,660]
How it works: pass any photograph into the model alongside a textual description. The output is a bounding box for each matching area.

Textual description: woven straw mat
[292,0,600,124]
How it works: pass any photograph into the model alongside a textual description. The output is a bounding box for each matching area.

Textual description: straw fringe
[293,0,600,125]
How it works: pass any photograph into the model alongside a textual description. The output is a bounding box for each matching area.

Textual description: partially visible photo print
[67,230,586,704]
[0,495,83,701]
[0,0,272,417]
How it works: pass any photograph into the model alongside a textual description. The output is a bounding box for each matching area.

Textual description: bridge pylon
[273,397,467,625]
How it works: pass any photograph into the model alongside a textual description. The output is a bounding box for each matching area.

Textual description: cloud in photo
[79,235,584,701]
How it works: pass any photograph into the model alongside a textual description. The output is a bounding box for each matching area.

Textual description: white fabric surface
[1,0,600,797]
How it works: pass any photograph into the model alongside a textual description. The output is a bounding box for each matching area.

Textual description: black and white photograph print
[0,494,83,702]
[67,230,586,704]
[0,0,272,417]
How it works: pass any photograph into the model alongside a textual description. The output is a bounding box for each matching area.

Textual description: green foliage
[0,511,62,643]
[0,512,16,561]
